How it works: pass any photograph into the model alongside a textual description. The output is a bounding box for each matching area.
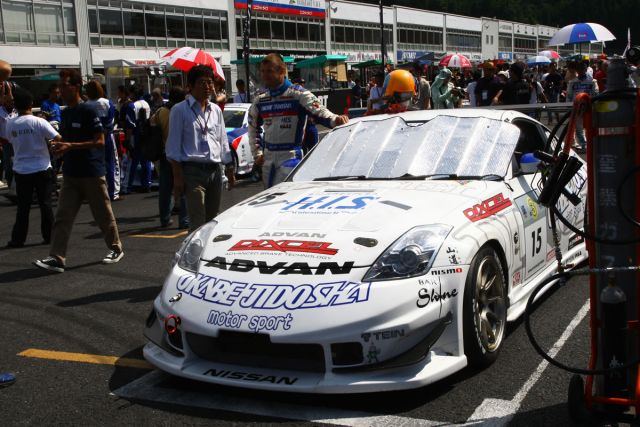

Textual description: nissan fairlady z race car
[144,109,587,393]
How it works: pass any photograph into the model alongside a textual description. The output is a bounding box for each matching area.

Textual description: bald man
[0,60,18,200]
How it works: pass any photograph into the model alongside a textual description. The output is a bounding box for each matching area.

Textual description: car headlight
[363,224,452,282]
[173,221,217,273]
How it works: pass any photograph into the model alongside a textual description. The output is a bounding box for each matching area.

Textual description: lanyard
[191,103,212,137]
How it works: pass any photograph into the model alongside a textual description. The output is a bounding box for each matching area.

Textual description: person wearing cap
[475,61,503,106]
[364,69,416,115]
[431,68,455,109]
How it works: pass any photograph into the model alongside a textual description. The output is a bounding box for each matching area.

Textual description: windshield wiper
[313,175,368,181]
[391,173,504,181]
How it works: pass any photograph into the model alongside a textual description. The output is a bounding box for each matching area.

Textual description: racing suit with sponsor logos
[248,79,339,188]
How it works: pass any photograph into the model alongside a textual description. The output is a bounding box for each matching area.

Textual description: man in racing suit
[248,53,349,188]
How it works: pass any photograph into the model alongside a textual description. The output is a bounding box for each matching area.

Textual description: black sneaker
[34,256,65,273]
[6,241,24,248]
[102,250,124,264]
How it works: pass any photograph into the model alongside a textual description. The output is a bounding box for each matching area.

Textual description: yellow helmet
[383,69,416,101]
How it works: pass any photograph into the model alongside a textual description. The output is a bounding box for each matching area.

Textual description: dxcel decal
[229,239,338,255]
[177,273,371,309]
[463,193,512,222]
[206,256,353,275]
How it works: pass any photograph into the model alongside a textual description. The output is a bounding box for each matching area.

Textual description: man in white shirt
[233,79,248,103]
[166,65,235,231]
[367,72,386,113]
[2,88,61,247]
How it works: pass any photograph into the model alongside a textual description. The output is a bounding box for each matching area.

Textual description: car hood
[203,180,506,266]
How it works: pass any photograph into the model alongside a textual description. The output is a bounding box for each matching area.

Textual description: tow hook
[164,315,181,335]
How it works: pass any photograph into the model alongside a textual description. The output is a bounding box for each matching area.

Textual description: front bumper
[143,264,468,393]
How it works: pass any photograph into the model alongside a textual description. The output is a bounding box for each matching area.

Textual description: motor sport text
[229,240,338,255]
[206,257,353,275]
[203,369,298,385]
[282,195,378,211]
[207,309,293,333]
[176,273,371,309]
[463,193,513,222]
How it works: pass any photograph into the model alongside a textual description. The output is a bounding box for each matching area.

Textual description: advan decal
[177,273,371,309]
[206,257,353,275]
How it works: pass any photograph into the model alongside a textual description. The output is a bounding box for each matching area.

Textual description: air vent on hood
[354,237,378,247]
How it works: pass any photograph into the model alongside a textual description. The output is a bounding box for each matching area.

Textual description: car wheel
[231,149,240,177]
[463,246,507,368]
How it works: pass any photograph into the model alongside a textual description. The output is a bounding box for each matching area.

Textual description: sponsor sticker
[203,368,298,385]
[177,273,371,310]
[463,193,512,222]
[446,247,460,265]
[229,239,338,255]
[430,267,463,276]
[512,271,522,287]
[281,195,379,213]
[207,309,293,333]
[361,329,405,342]
[206,256,353,275]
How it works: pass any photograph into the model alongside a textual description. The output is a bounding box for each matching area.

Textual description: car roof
[224,103,251,110]
[349,108,532,125]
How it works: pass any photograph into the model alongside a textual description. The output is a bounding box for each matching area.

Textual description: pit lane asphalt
[0,176,592,426]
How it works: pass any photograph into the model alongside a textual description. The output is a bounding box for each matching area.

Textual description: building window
[100,9,123,35]
[145,12,165,38]
[123,10,144,37]
[166,14,185,39]
[186,15,203,40]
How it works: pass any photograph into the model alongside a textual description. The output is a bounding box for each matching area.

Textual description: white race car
[144,109,587,393]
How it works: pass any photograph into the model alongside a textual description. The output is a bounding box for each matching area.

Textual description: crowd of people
[360,57,609,119]
[0,54,346,271]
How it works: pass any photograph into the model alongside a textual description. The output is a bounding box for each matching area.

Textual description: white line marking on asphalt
[113,370,447,426]
[464,299,590,426]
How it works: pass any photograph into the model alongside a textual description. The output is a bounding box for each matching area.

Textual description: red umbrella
[163,47,224,80]
[438,54,472,68]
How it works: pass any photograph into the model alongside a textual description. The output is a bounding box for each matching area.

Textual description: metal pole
[243,0,253,103]
[379,0,385,69]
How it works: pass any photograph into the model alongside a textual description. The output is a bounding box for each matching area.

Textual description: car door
[509,119,552,282]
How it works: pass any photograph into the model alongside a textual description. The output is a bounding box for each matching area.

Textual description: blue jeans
[158,157,188,227]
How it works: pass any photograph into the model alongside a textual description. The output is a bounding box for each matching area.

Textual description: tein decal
[176,273,371,309]
[203,369,298,385]
[229,239,338,255]
[463,193,512,222]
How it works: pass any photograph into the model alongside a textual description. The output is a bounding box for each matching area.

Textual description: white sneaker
[102,250,124,264]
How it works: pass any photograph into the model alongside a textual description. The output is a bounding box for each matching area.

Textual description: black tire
[463,246,508,368]
[231,149,240,178]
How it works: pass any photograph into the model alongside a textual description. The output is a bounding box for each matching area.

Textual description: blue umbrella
[527,56,552,66]
[548,23,615,47]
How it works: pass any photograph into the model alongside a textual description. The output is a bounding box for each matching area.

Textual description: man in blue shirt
[40,84,61,127]
[34,69,123,273]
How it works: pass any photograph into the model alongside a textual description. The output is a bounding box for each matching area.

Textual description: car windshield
[291,115,521,181]
[223,109,246,129]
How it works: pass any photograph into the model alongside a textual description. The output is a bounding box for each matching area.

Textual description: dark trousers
[183,162,222,231]
[127,144,152,192]
[12,169,55,244]
[158,157,188,227]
